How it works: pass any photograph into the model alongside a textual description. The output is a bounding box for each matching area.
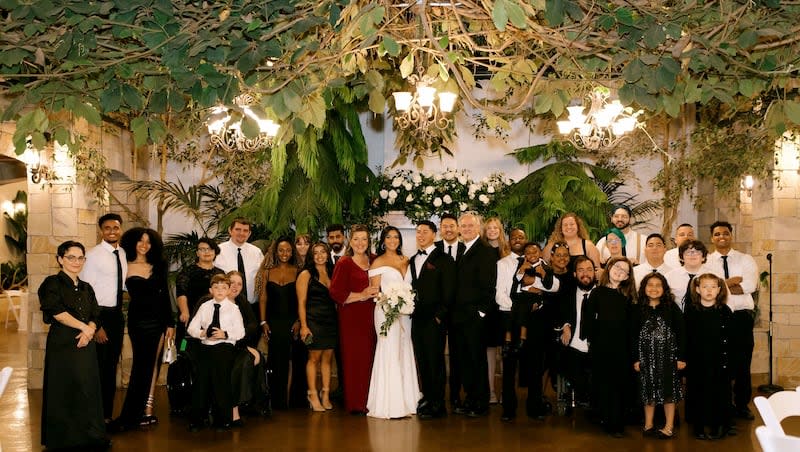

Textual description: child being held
[187,274,245,431]
[505,242,559,354]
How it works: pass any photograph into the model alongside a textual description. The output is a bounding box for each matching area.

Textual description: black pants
[267,319,292,409]
[730,309,755,409]
[117,322,162,424]
[446,320,462,405]
[96,307,124,420]
[560,346,591,405]
[412,315,447,409]
[453,313,488,410]
[502,310,546,416]
[191,343,236,425]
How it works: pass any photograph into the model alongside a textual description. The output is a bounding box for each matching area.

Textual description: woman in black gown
[40,240,110,450]
[110,228,174,431]
[257,237,300,410]
[583,256,636,437]
[297,242,338,411]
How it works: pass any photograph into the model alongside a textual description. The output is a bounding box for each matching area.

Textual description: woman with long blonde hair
[542,212,601,270]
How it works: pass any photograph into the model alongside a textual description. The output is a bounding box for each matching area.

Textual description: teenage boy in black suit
[411,221,456,419]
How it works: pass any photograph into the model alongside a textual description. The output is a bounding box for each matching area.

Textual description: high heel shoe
[320,388,333,410]
[307,390,325,412]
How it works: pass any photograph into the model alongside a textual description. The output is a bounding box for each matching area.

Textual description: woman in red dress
[329,224,379,414]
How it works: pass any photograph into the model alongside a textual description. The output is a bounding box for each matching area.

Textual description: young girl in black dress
[685,273,732,440]
[631,273,686,439]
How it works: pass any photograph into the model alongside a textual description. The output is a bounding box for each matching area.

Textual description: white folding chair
[3,290,22,329]
[756,425,800,452]
[0,367,11,399]
[754,391,800,435]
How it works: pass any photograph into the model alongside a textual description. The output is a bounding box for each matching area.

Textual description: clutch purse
[303,333,314,346]
[163,337,177,364]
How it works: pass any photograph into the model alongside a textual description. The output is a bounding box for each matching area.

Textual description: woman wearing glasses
[665,240,720,312]
[40,241,110,450]
[175,238,225,347]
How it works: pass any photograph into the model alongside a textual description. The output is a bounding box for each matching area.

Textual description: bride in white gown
[366,226,421,419]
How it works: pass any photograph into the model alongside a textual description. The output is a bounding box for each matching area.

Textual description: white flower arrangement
[373,168,513,222]
[375,280,416,336]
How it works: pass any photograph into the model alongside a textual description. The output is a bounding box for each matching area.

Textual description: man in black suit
[557,256,596,408]
[435,213,463,410]
[411,220,456,419]
[451,212,497,417]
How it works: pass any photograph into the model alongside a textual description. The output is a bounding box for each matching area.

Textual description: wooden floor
[0,323,781,452]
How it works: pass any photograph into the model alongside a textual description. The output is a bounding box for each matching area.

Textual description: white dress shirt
[707,249,758,311]
[665,264,720,311]
[187,298,245,346]
[215,240,264,303]
[520,260,560,294]
[441,239,459,261]
[596,229,647,264]
[569,288,591,353]
[495,252,522,312]
[633,260,674,286]
[80,241,128,308]
[663,248,681,269]
[462,236,479,255]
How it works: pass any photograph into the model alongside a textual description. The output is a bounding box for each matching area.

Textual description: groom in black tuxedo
[451,213,497,417]
[410,220,456,419]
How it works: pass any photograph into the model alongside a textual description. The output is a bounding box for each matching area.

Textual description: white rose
[443,194,452,204]
[445,172,454,180]
[392,177,402,187]
[469,193,475,200]
[412,173,422,184]
[425,186,435,194]
[403,182,412,190]
[379,189,389,199]
[459,202,468,211]
[388,198,395,205]
[457,175,468,185]
[469,184,479,193]
[433,197,442,207]
[487,185,495,194]
[406,194,414,202]
[479,194,489,204]
[388,189,398,199]
[433,173,442,181]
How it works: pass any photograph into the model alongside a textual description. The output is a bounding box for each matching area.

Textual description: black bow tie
[417,249,428,256]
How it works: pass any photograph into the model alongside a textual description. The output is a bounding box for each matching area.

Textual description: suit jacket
[412,247,456,321]
[557,279,591,331]
[453,239,497,323]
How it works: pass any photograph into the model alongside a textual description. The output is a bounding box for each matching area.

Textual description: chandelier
[206,93,280,153]
[556,88,643,151]
[392,66,458,134]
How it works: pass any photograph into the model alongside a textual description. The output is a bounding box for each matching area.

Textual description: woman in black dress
[297,242,338,411]
[40,240,110,450]
[257,237,300,410]
[111,228,174,431]
[174,238,224,348]
[583,256,636,437]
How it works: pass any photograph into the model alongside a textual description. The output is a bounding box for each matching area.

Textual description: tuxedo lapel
[416,247,440,280]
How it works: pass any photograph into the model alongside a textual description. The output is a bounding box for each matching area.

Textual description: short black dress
[632,302,685,405]
[304,277,338,350]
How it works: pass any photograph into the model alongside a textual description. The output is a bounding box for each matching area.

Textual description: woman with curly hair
[542,212,601,271]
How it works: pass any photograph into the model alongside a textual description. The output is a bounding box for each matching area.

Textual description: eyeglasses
[197,247,215,253]
[684,249,703,257]
[611,263,630,276]
[607,238,621,245]
[552,242,569,250]
[63,255,86,262]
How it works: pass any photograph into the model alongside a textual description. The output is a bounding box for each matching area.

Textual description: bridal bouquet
[375,281,416,337]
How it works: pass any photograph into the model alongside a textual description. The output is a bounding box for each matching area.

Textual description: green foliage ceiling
[2,0,800,158]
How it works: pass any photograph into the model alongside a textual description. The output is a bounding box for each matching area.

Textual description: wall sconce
[741,175,754,197]
[1,200,25,217]
[20,139,51,184]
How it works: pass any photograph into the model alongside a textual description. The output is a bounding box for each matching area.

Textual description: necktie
[578,293,589,341]
[113,249,123,308]
[652,268,658,273]
[510,256,525,296]
[447,244,453,260]
[334,255,341,264]
[237,248,247,300]
[721,255,730,279]
[682,273,696,309]
[208,303,221,337]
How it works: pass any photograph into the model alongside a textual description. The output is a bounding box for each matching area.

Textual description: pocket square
[425,262,436,270]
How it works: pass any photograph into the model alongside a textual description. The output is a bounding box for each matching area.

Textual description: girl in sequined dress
[631,273,686,439]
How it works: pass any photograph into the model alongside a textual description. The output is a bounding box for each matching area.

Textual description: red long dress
[330,255,376,413]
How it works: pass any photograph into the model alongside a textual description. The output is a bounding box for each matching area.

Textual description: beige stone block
[774,240,800,251]
[790,313,800,326]
[28,212,52,235]
[776,324,800,338]
[28,192,51,214]
[50,192,73,208]
[773,294,797,306]
[753,334,769,373]
[778,198,798,217]
[78,208,96,225]
[777,357,800,381]
[773,250,800,272]
[27,253,53,277]
[777,274,798,294]
[29,236,56,254]
[51,207,78,236]
[28,368,43,390]
[774,216,800,240]
[752,373,769,387]
[774,313,789,325]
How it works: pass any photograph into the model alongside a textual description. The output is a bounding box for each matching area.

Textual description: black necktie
[113,249,123,308]
[721,255,730,279]
[578,293,589,340]
[510,256,525,296]
[447,245,453,260]
[683,273,696,308]
[334,255,341,264]
[237,248,247,299]
[208,303,221,337]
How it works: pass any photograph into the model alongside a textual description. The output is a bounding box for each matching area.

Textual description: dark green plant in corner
[2,190,28,289]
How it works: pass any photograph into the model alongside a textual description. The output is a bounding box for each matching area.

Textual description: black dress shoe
[735,407,755,420]
[501,412,515,422]
[465,407,488,418]
[106,418,130,434]
[213,422,231,431]
[419,405,447,419]
[187,423,202,432]
[231,419,245,428]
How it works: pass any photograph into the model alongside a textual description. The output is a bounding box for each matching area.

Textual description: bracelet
[260,321,267,326]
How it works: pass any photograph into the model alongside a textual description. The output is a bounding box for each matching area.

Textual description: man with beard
[214,218,264,308]
[326,224,346,264]
[451,212,496,417]
[411,221,456,419]
[707,221,758,423]
[595,206,647,265]
[557,256,597,410]
[435,213,460,261]
[80,213,127,423]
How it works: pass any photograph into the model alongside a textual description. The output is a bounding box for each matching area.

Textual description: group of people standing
[37,205,759,449]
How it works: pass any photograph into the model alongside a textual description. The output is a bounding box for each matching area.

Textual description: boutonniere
[424,262,436,270]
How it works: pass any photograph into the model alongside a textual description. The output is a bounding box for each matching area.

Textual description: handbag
[163,337,177,364]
